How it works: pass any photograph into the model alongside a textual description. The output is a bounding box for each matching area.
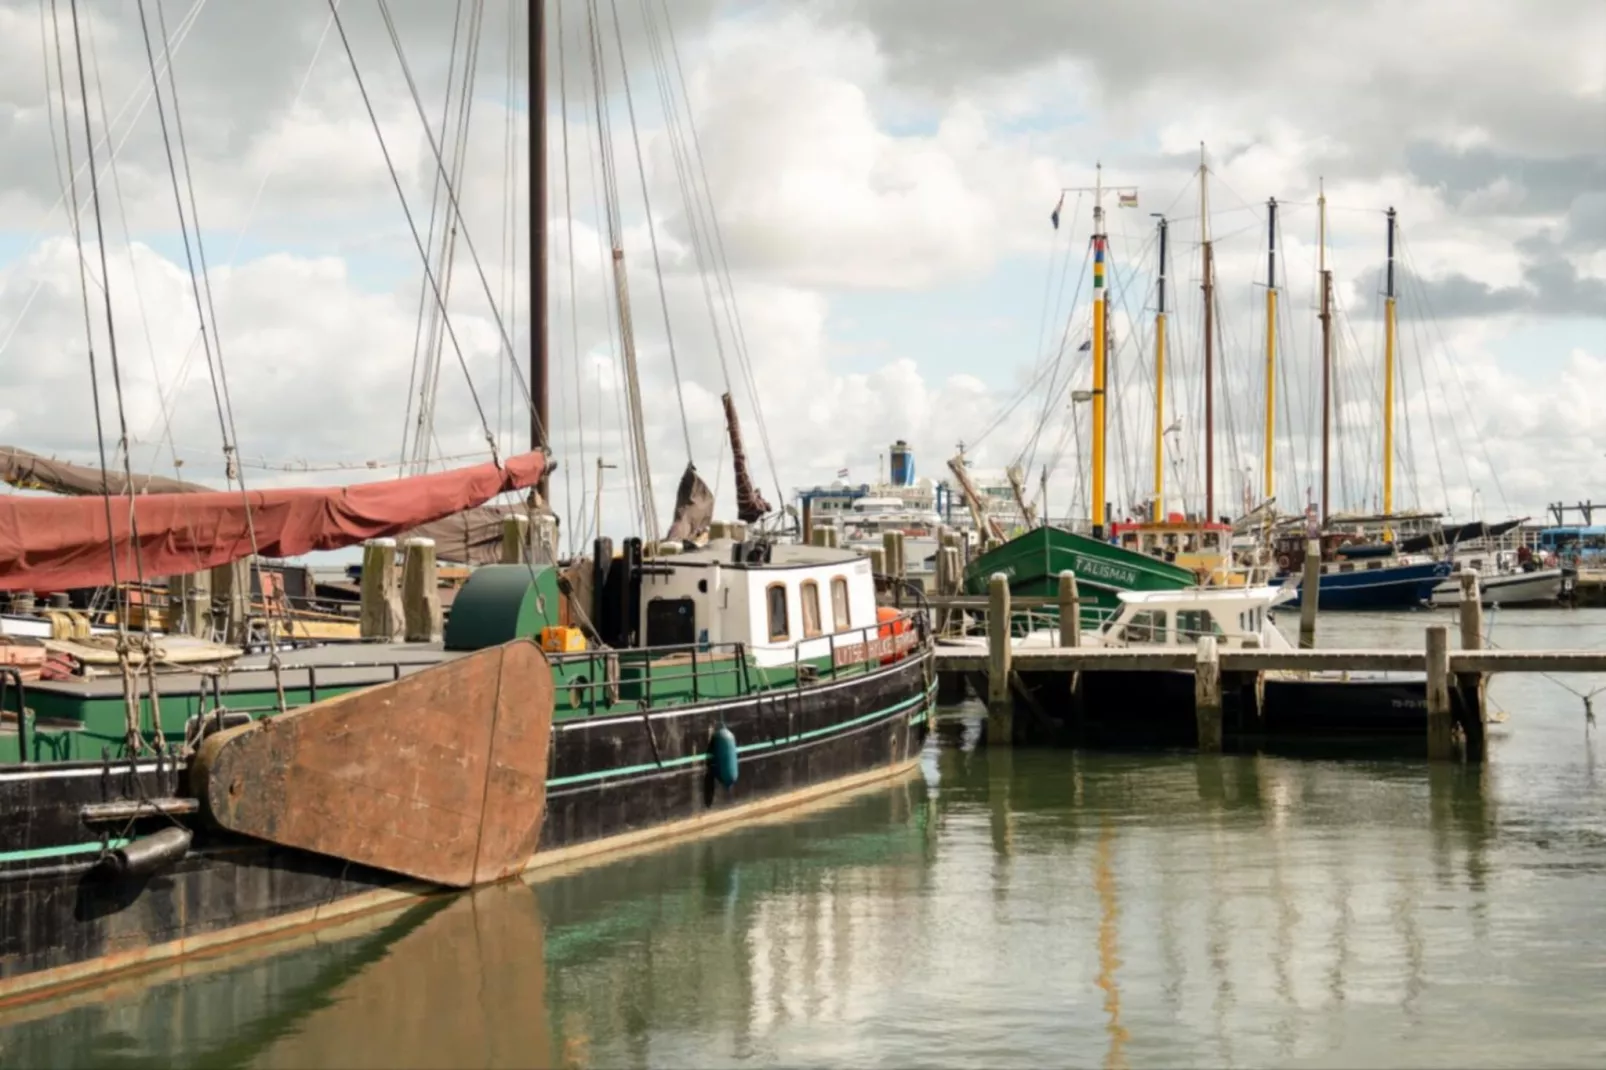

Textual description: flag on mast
[1050,191,1065,230]
[1118,191,1139,208]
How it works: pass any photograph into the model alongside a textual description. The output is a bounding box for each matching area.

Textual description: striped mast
[1151,214,1168,522]
[1263,197,1278,504]
[1382,206,1398,530]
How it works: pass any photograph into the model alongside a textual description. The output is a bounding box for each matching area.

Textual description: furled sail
[0,445,205,496]
[664,462,714,544]
[720,392,771,524]
[0,452,547,591]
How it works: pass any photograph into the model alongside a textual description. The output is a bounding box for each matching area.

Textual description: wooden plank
[1450,650,1606,673]
[193,638,555,889]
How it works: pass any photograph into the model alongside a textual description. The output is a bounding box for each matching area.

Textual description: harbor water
[3,611,1605,1068]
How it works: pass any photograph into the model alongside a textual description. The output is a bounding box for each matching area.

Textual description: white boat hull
[1429,568,1563,607]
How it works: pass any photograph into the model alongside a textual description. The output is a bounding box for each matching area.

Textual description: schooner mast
[1318,180,1333,523]
[529,0,550,504]
[1382,205,1398,527]
[1199,144,1216,523]
[1263,196,1278,504]
[1151,214,1168,522]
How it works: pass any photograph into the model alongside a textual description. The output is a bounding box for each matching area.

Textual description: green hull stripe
[0,837,130,865]
[547,683,936,789]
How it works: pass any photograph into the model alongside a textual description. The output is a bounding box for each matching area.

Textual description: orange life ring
[876,605,910,664]
[1277,553,1292,571]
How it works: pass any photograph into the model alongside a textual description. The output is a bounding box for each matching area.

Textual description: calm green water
[4,611,1606,1069]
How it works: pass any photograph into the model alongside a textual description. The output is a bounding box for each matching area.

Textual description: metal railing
[548,607,931,717]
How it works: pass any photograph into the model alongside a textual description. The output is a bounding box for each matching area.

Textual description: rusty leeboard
[194,638,555,889]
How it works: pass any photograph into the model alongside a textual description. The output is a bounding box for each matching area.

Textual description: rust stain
[194,639,554,888]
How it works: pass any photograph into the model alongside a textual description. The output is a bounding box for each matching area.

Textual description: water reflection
[4,710,1605,1068]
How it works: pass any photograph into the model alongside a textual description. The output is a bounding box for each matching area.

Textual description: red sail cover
[0,452,546,592]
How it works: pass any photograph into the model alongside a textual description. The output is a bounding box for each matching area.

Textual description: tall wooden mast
[1318,180,1333,523]
[1199,144,1215,522]
[1382,206,1398,524]
[529,0,549,500]
[1151,215,1168,522]
[1263,197,1278,503]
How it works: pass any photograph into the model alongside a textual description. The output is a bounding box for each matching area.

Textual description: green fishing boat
[963,526,1194,632]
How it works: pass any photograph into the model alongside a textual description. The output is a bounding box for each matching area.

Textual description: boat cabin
[637,540,879,667]
[1100,587,1293,650]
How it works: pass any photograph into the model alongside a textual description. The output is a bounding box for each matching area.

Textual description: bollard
[401,538,443,643]
[500,515,531,565]
[360,538,404,641]
[1458,570,1483,651]
[1425,624,1453,760]
[986,573,1013,745]
[1194,635,1222,752]
[1298,538,1321,649]
[1058,570,1081,647]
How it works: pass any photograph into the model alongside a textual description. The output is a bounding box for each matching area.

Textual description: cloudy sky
[0,0,1601,552]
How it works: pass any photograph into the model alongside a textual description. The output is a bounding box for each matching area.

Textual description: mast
[1383,206,1397,524]
[1263,197,1277,503]
[1091,163,1108,538]
[1318,180,1333,523]
[1199,144,1215,523]
[1152,215,1168,522]
[529,0,549,501]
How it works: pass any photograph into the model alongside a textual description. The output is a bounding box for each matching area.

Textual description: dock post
[500,515,530,564]
[211,557,253,645]
[166,569,212,638]
[360,538,404,642]
[1298,538,1320,649]
[1058,571,1081,647]
[401,537,443,643]
[1456,570,1488,761]
[1458,570,1483,650]
[1426,623,1453,760]
[1195,635,1223,752]
[986,573,1013,745]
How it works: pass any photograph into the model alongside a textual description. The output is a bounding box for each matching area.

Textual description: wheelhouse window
[766,583,789,642]
[830,576,850,630]
[801,580,822,637]
[1175,609,1225,640]
[1118,609,1166,644]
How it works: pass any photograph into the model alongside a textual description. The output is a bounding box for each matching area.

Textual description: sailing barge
[0,464,934,1002]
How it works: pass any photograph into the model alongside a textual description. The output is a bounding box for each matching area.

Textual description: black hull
[1009,666,1470,755]
[0,655,933,1001]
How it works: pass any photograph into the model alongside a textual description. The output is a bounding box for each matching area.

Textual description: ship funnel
[889,440,915,487]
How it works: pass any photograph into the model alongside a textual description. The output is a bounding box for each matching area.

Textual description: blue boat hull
[1279,559,1451,611]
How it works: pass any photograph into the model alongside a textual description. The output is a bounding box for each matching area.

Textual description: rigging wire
[326,0,501,460]
[655,0,786,511]
[65,0,157,752]
[397,0,468,477]
[605,0,693,462]
[366,0,535,444]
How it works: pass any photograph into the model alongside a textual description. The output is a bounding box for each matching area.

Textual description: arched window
[830,576,850,630]
[801,580,822,637]
[766,583,789,642]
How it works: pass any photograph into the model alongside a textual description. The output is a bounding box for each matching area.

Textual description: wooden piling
[882,531,906,583]
[401,537,443,643]
[1194,635,1223,752]
[166,569,212,638]
[1298,537,1320,649]
[1058,570,1081,647]
[986,573,1013,745]
[360,539,404,642]
[869,548,886,576]
[1426,623,1453,760]
[211,558,252,645]
[1458,570,1483,650]
[500,515,530,565]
